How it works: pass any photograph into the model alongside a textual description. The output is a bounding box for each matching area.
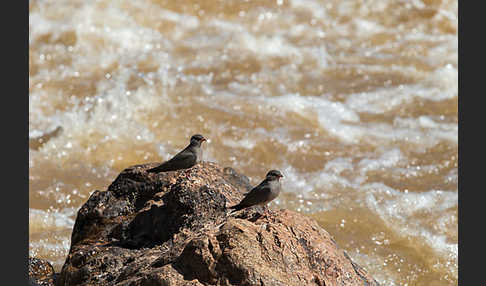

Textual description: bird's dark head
[190,134,206,145]
[266,170,284,181]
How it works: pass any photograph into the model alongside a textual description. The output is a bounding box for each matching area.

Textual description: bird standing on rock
[229,170,283,211]
[147,134,206,173]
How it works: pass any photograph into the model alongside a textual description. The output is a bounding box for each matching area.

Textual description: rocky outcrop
[29,257,56,286]
[57,162,379,285]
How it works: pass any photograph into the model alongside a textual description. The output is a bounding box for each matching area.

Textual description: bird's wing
[167,148,196,163]
[163,149,196,168]
[238,182,271,207]
[148,148,196,172]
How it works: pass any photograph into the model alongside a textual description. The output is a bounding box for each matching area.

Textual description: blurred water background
[29,0,457,284]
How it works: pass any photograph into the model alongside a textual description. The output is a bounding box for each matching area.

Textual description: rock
[57,162,379,286]
[29,257,56,286]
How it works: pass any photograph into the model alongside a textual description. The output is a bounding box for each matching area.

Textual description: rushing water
[29,0,458,285]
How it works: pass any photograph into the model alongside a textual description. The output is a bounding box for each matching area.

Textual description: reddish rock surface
[56,162,380,285]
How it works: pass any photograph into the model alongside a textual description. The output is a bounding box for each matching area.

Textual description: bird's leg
[259,222,267,232]
[267,207,273,215]
[260,205,272,219]
[254,206,270,232]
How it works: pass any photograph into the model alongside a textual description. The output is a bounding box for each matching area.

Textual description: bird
[146,134,206,173]
[229,170,283,211]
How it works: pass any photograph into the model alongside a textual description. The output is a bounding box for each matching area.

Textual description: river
[29,0,458,284]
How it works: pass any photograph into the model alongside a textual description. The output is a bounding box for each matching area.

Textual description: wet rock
[29,257,56,286]
[57,161,379,286]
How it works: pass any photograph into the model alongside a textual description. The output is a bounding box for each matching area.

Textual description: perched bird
[147,134,206,173]
[229,170,283,211]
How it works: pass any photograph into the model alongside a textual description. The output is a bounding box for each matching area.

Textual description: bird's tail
[146,167,159,173]
[229,204,244,211]
[147,164,167,173]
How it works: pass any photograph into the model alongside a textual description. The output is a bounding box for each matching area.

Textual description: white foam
[394,116,458,144]
[352,19,386,35]
[286,150,398,196]
[280,165,313,194]
[29,238,71,253]
[347,81,456,116]
[254,93,457,147]
[196,87,456,148]
[222,138,257,150]
[31,86,159,149]
[358,148,404,174]
[238,33,301,59]
[364,183,457,257]
[445,168,458,185]
[265,93,362,143]
[29,208,76,232]
[324,157,354,174]
[289,0,328,20]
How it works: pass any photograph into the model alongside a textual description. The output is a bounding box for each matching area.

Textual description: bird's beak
[202,138,207,142]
